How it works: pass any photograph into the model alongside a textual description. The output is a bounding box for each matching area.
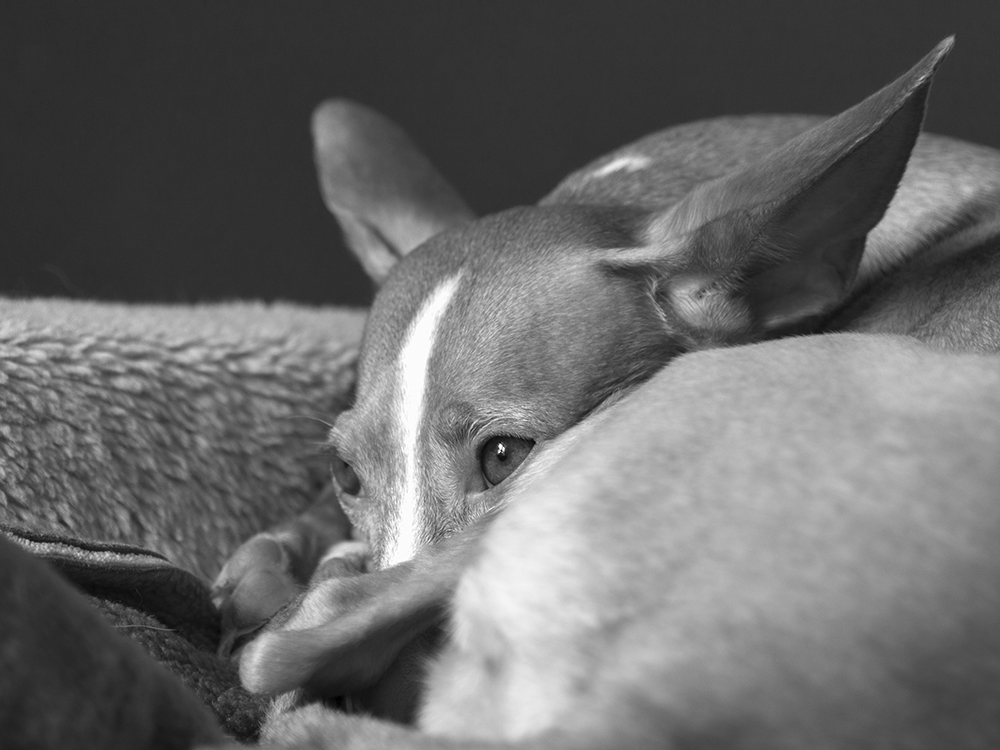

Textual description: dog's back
[261,334,1000,749]
[548,115,1000,351]
[419,334,1000,748]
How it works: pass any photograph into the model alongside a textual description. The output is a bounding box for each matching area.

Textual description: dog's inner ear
[312,100,476,285]
[619,37,951,345]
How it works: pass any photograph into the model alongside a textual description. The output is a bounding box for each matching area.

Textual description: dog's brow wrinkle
[435,403,479,447]
[468,409,539,443]
[388,271,464,566]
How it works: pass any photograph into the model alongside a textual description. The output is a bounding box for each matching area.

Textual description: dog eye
[480,436,535,487]
[331,453,361,496]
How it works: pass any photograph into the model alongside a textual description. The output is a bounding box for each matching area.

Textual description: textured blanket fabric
[0,298,369,745]
[0,299,366,579]
[4,524,269,742]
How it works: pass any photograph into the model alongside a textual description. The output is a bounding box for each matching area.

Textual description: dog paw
[310,540,371,583]
[238,573,392,695]
[212,534,302,658]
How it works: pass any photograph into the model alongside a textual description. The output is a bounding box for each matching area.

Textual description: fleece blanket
[3,524,268,743]
[0,298,368,746]
[0,299,366,579]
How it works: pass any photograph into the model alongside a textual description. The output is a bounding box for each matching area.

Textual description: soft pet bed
[0,298,367,746]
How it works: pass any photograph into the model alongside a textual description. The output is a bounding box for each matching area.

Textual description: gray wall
[3,2,998,307]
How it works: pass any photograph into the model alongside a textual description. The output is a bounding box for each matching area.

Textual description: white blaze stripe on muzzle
[386,271,464,567]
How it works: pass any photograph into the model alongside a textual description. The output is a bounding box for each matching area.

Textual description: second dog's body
[259,333,1000,749]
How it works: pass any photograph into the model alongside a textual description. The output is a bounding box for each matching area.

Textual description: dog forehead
[352,204,653,439]
[361,205,641,359]
[363,240,465,358]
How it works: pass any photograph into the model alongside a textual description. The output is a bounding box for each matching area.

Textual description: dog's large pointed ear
[312,100,476,285]
[618,37,952,344]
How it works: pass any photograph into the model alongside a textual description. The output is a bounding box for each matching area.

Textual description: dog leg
[213,485,357,656]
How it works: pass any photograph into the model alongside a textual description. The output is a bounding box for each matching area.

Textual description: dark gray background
[3,2,999,307]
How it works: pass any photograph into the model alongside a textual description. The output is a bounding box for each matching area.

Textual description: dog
[213,37,1000,746]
